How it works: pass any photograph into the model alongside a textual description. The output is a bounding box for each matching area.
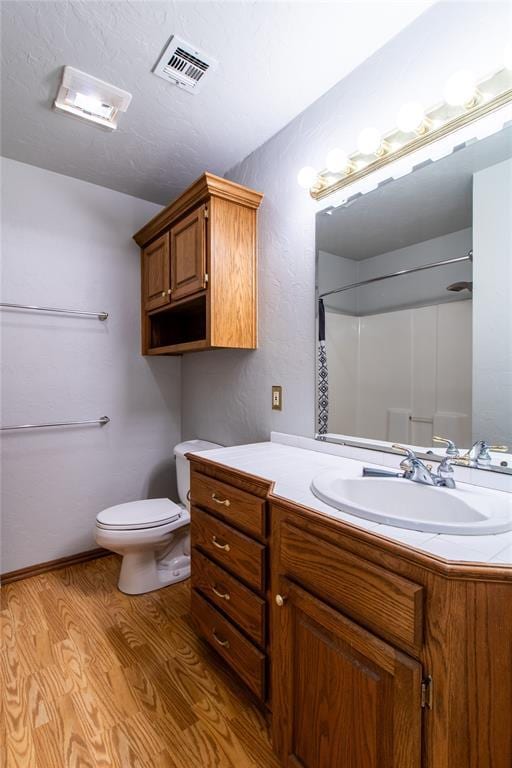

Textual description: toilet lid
[96,498,182,530]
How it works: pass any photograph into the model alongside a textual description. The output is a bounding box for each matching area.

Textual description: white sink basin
[311,472,512,535]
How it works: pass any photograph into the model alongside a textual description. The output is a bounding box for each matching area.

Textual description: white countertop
[191,435,512,566]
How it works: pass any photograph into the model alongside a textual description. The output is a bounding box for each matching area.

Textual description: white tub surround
[189,433,512,566]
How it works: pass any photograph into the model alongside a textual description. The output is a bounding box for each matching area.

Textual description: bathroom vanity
[189,437,512,768]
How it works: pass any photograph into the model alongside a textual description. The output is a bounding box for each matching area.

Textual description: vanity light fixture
[303,65,512,200]
[325,148,355,174]
[297,165,319,189]
[356,127,389,157]
[54,66,132,130]
[443,69,479,108]
[396,101,430,134]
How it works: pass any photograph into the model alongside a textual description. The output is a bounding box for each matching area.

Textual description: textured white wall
[473,157,512,444]
[1,159,180,573]
[181,1,510,447]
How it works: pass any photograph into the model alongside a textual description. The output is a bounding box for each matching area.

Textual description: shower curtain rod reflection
[319,251,473,300]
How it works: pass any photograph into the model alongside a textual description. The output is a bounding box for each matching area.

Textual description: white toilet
[95,439,221,594]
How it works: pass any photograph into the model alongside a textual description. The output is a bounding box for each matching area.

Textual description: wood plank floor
[1,555,281,768]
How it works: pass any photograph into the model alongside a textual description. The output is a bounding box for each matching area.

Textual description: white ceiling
[317,125,512,260]
[1,0,432,204]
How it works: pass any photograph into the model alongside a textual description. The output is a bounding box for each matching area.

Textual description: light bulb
[443,70,478,107]
[357,127,382,156]
[504,44,512,70]
[297,166,318,189]
[74,92,104,114]
[396,101,426,133]
[325,148,350,173]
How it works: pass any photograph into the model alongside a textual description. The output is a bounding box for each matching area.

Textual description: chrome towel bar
[1,416,110,431]
[0,302,108,321]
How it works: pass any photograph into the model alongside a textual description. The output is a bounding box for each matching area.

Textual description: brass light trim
[311,69,512,202]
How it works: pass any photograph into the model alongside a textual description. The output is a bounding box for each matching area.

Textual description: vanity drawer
[192,589,266,700]
[192,549,266,647]
[191,471,266,538]
[279,522,423,649]
[191,506,265,592]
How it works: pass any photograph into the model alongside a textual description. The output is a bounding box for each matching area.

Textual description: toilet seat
[96,498,183,531]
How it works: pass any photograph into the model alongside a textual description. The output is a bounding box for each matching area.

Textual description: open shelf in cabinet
[146,295,207,354]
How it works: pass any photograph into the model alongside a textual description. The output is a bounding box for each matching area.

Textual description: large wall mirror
[315,123,512,473]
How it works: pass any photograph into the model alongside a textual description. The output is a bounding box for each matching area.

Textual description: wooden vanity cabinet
[134,173,263,355]
[274,579,422,768]
[271,500,512,768]
[186,454,512,767]
[188,456,272,705]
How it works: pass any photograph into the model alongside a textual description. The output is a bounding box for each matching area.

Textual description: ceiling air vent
[153,36,216,94]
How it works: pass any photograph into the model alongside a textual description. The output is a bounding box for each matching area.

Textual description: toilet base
[118,551,191,595]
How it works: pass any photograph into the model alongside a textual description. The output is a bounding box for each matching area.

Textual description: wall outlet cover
[272,385,282,411]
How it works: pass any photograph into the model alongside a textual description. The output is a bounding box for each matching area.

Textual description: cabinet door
[142,233,170,311]
[272,580,422,768]
[170,205,207,301]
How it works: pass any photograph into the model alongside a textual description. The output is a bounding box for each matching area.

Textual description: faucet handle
[391,444,416,459]
[438,455,456,473]
[392,444,420,473]
[433,436,460,457]
[488,445,509,452]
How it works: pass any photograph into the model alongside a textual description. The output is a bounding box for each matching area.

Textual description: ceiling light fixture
[54,66,132,130]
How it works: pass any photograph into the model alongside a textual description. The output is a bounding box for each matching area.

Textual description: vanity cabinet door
[142,233,170,311]
[272,580,422,768]
[170,205,207,302]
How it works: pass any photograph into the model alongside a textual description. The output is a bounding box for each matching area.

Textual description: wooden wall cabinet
[134,173,263,355]
[170,205,207,301]
[142,233,170,311]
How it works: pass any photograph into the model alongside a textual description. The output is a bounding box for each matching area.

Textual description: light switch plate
[272,385,282,411]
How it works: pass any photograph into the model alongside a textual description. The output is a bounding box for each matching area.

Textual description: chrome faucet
[462,440,508,468]
[395,445,437,485]
[362,444,457,488]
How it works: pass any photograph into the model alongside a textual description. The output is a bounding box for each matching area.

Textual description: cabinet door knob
[167,289,172,294]
[275,594,287,607]
[161,291,166,297]
[212,535,230,552]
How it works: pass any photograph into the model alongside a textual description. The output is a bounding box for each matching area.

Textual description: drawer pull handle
[212,629,230,648]
[212,535,230,552]
[212,584,230,601]
[211,493,231,507]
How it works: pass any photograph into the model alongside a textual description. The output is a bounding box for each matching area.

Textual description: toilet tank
[174,439,222,507]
